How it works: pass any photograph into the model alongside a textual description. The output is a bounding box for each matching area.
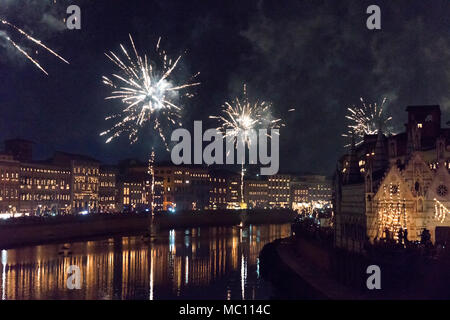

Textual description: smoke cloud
[232,0,450,173]
[0,0,68,64]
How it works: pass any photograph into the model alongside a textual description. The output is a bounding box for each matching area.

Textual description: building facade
[209,170,229,210]
[208,170,242,210]
[268,174,291,208]
[154,164,212,211]
[3,140,72,215]
[0,153,20,214]
[290,175,332,211]
[117,179,146,212]
[226,172,241,209]
[53,152,100,214]
[99,165,118,213]
[290,181,309,210]
[152,176,164,212]
[335,105,450,252]
[19,161,71,215]
[1,138,337,215]
[244,179,269,209]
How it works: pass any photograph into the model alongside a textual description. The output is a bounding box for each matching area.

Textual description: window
[415,181,420,193]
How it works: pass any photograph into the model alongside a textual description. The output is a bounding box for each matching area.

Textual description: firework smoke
[0,19,68,75]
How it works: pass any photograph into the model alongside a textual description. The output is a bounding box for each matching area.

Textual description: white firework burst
[101,34,200,149]
[343,97,392,146]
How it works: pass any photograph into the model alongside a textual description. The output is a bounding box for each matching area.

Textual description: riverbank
[0,209,296,249]
[259,237,365,299]
[260,234,450,300]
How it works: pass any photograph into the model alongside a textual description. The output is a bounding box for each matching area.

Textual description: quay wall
[0,210,296,249]
[261,234,450,299]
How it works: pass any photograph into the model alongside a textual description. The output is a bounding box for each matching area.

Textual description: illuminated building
[0,142,171,215]
[115,160,149,212]
[152,176,164,212]
[268,174,291,208]
[209,170,229,210]
[154,163,211,211]
[3,140,71,215]
[53,152,100,214]
[305,177,332,203]
[226,172,241,209]
[244,179,268,209]
[114,159,166,213]
[290,175,332,211]
[291,183,309,202]
[290,182,309,211]
[19,161,71,215]
[117,178,146,212]
[99,165,118,213]
[185,166,211,210]
[242,174,331,211]
[153,164,176,211]
[0,153,20,214]
[335,105,450,252]
[209,170,241,210]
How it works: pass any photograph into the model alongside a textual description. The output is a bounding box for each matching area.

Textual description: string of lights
[377,182,408,240]
[434,198,449,223]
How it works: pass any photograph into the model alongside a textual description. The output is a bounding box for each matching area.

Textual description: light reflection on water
[0,224,291,300]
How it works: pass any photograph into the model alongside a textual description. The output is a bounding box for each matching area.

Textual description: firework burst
[101,34,200,149]
[0,19,69,75]
[210,85,284,146]
[342,97,392,146]
[210,85,285,204]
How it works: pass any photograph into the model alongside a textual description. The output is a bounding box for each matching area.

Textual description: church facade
[335,105,450,252]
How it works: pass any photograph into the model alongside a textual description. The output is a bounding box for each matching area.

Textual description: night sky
[1,0,450,175]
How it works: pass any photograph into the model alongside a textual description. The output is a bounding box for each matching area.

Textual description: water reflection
[0,224,290,300]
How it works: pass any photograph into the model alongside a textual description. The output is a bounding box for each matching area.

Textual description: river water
[0,223,291,300]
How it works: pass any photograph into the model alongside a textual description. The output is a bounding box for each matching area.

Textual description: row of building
[245,174,332,211]
[0,139,331,215]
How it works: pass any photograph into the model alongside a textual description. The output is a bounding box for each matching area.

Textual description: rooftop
[53,151,100,163]
[406,105,441,112]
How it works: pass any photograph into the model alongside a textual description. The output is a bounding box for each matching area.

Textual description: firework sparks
[210,85,284,146]
[101,34,200,149]
[210,85,284,203]
[342,97,392,147]
[0,19,69,75]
